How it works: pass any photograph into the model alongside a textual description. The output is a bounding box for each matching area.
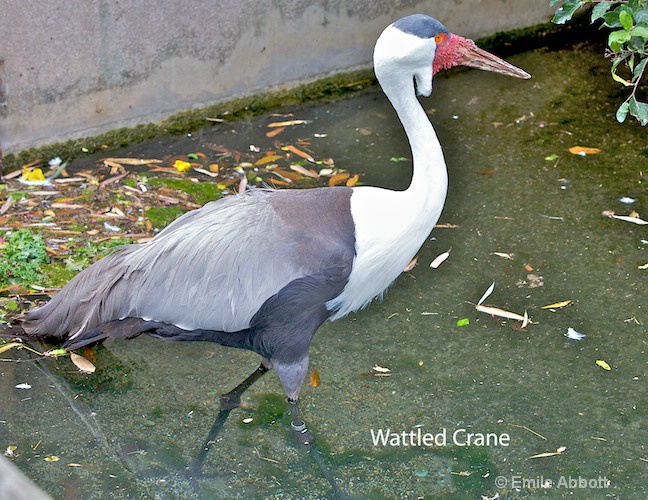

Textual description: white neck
[327,59,448,320]
[380,67,448,211]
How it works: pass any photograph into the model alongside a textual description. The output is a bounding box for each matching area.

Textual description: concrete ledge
[0,0,554,155]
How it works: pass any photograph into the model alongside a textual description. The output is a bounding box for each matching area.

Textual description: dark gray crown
[392,14,448,39]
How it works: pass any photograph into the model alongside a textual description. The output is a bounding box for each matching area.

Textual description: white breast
[327,184,445,320]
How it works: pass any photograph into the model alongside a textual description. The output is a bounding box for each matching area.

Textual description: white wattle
[328,28,448,320]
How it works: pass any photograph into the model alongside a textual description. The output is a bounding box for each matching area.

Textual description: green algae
[146,206,188,229]
[147,177,223,205]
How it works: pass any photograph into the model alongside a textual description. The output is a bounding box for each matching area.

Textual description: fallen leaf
[70,352,96,374]
[21,168,46,181]
[528,446,566,459]
[285,145,315,162]
[603,211,648,225]
[430,247,451,268]
[328,173,350,186]
[541,300,571,309]
[192,167,218,178]
[268,119,310,127]
[596,359,611,371]
[254,155,283,166]
[568,146,601,155]
[346,174,360,187]
[289,164,319,178]
[51,203,86,210]
[0,342,22,354]
[44,455,60,462]
[102,158,162,165]
[0,195,14,216]
[403,256,418,272]
[173,160,192,172]
[476,304,526,322]
[457,318,470,327]
[266,127,285,138]
[478,282,496,305]
[309,369,321,387]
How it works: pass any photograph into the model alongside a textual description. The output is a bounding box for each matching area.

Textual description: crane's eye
[434,33,447,44]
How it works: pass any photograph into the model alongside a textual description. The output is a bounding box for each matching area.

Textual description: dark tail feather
[0,322,31,341]
[62,318,155,351]
[0,321,62,349]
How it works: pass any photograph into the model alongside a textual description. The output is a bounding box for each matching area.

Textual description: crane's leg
[273,357,347,498]
[184,362,269,478]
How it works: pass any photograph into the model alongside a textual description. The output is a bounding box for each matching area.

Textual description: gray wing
[21,188,355,339]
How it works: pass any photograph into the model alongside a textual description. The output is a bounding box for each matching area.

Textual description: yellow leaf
[596,359,611,371]
[21,168,46,181]
[309,369,321,387]
[328,173,350,186]
[346,174,360,187]
[173,160,192,172]
[568,146,601,155]
[44,455,60,462]
[0,342,22,354]
[70,352,96,374]
[541,300,572,309]
[253,155,283,167]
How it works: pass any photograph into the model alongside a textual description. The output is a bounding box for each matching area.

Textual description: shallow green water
[1,40,646,499]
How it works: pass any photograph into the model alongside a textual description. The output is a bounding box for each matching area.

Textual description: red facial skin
[432,33,476,75]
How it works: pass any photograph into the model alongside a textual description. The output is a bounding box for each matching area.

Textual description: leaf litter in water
[596,359,611,371]
[602,210,647,225]
[568,146,601,156]
[528,446,567,459]
[475,282,529,327]
[430,247,451,268]
[309,369,321,387]
[541,300,571,310]
[70,352,96,374]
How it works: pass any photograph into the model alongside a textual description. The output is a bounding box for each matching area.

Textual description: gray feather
[20,187,355,340]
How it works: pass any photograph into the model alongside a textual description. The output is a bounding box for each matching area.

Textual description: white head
[374,14,531,97]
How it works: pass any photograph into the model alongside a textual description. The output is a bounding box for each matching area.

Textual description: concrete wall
[0,0,555,154]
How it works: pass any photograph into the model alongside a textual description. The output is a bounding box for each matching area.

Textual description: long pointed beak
[459,42,531,79]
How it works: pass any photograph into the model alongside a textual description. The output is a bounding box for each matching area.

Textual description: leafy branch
[551,0,648,125]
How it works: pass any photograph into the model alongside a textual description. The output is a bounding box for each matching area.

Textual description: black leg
[288,398,348,499]
[184,363,269,478]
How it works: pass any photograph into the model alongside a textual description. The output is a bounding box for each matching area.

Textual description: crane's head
[374,14,531,97]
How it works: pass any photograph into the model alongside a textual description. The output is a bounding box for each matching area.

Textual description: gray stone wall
[0,0,554,153]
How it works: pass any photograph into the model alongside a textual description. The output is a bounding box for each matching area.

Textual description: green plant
[551,0,648,125]
[0,229,48,287]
